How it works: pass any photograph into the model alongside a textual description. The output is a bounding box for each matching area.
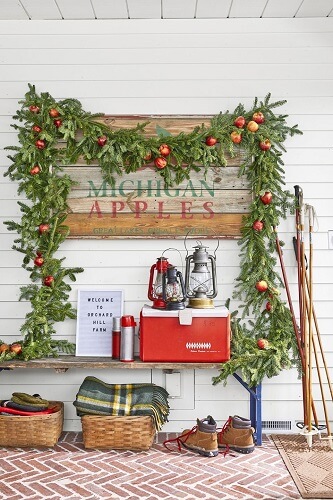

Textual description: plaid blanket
[73,376,170,431]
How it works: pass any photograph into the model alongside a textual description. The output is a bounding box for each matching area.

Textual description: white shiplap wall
[0,18,332,432]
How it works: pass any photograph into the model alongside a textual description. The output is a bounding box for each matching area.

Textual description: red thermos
[112,317,121,359]
[120,315,136,362]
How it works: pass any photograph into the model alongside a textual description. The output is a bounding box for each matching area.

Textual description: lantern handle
[162,247,184,273]
[184,230,219,258]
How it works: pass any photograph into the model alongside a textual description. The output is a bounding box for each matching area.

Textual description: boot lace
[218,417,231,441]
[217,417,232,456]
[163,425,197,452]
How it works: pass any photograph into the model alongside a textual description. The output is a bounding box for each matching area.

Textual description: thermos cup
[120,315,136,362]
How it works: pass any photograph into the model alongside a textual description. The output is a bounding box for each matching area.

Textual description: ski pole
[274,226,318,427]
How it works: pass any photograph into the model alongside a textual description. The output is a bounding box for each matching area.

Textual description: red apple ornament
[154,157,167,169]
[230,131,242,144]
[259,139,271,151]
[255,280,268,292]
[159,144,171,157]
[49,108,60,118]
[54,119,62,128]
[30,165,41,175]
[234,116,246,128]
[260,192,273,205]
[0,343,10,353]
[252,220,264,231]
[10,343,22,355]
[35,139,46,150]
[29,105,40,114]
[38,223,50,234]
[44,275,54,287]
[247,121,259,133]
[253,112,265,124]
[32,125,42,134]
[34,255,44,267]
[97,135,107,147]
[205,136,217,146]
[257,338,269,350]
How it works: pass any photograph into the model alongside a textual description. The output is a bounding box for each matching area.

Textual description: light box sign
[64,116,251,239]
[76,289,123,357]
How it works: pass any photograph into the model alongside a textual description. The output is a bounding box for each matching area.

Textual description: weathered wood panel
[98,115,215,136]
[65,165,248,190]
[65,213,244,238]
[67,191,251,214]
[64,115,250,239]
[0,356,222,370]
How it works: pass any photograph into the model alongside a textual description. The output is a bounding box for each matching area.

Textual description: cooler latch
[178,308,193,325]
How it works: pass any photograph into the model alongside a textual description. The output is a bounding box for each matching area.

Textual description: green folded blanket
[73,376,170,431]
[11,392,49,409]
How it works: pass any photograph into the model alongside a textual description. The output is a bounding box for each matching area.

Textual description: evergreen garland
[1,84,302,386]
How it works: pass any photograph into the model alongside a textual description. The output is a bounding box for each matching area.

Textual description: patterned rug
[272,434,333,498]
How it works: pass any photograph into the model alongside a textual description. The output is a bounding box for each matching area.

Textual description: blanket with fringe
[73,376,170,431]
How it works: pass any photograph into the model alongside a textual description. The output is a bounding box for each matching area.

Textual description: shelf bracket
[233,373,262,446]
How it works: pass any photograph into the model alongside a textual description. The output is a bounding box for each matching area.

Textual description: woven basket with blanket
[73,376,170,449]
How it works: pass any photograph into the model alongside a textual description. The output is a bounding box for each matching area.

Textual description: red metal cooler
[139,305,230,362]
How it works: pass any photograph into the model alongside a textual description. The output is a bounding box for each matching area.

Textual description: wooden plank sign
[64,116,251,239]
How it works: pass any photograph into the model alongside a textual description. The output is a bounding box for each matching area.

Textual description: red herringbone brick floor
[0,432,307,500]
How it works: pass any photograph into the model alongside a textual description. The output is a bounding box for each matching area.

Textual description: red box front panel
[139,306,230,362]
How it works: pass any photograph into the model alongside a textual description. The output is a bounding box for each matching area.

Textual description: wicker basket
[81,415,156,450]
[0,401,64,448]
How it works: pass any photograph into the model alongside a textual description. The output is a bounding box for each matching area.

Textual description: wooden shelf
[0,356,223,371]
[0,355,262,445]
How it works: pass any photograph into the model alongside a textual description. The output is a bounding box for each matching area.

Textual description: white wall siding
[0,18,332,432]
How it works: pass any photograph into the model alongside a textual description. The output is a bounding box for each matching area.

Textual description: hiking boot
[163,415,219,457]
[218,415,255,454]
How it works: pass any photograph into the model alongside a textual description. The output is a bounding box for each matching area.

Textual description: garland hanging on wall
[1,84,302,386]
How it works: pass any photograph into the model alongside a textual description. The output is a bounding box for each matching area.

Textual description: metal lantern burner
[162,266,186,310]
[184,241,218,309]
[148,256,171,309]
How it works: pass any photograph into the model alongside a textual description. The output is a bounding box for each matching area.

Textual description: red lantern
[148,257,172,309]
